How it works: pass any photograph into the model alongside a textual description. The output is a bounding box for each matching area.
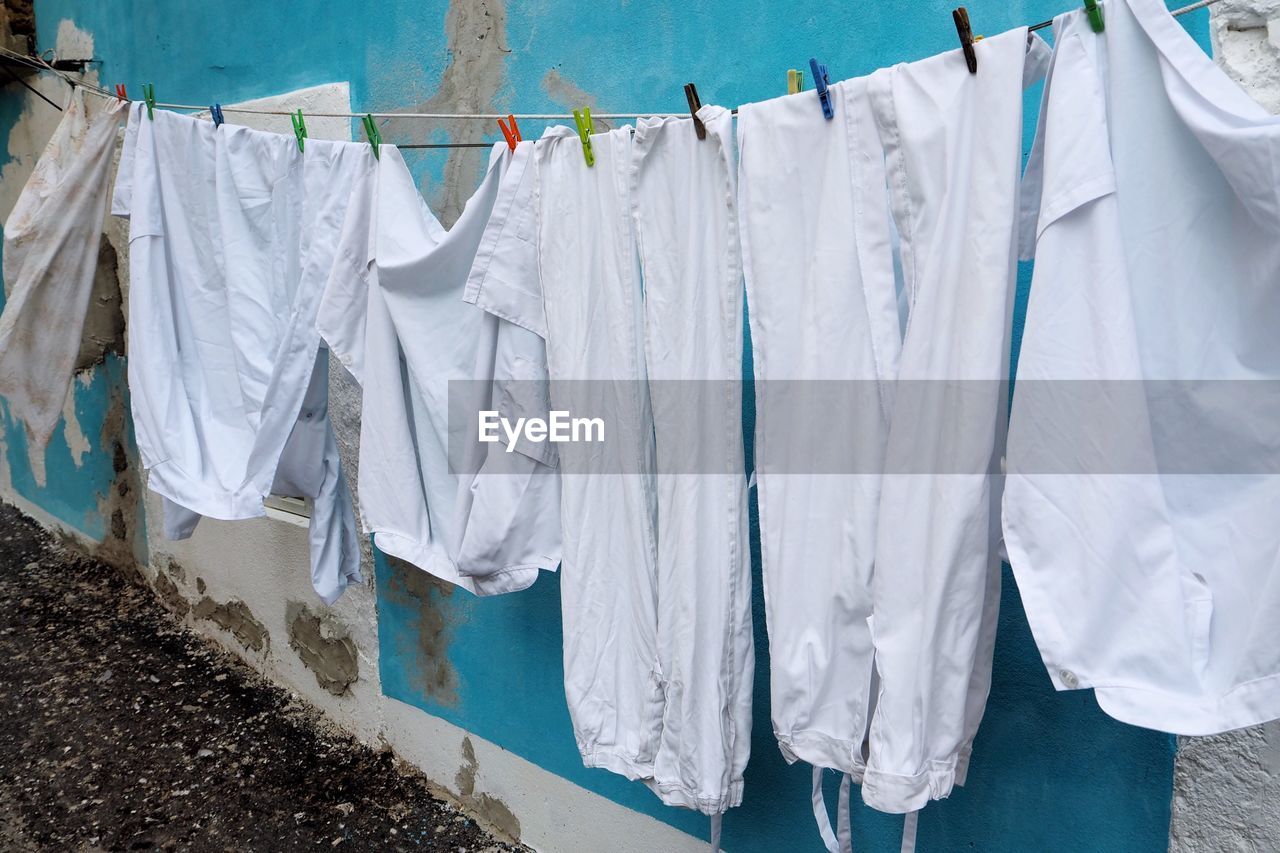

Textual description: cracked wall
[286,601,359,696]
[455,736,522,843]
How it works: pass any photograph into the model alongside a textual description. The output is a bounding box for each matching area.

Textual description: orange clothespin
[498,114,521,152]
[115,83,127,101]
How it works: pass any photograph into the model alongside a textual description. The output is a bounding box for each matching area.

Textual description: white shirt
[1005,0,1280,735]
[112,104,366,603]
[317,143,560,596]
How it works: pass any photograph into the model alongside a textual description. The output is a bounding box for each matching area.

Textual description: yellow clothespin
[787,69,804,95]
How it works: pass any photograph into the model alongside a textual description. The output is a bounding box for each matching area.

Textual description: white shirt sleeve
[316,160,379,386]
[462,141,548,339]
[110,102,142,218]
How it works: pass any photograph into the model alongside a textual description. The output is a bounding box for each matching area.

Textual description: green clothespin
[361,114,381,159]
[1083,0,1104,32]
[787,69,804,95]
[291,109,307,152]
[142,83,155,120]
[572,107,594,167]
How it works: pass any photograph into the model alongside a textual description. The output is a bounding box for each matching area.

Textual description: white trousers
[634,106,754,813]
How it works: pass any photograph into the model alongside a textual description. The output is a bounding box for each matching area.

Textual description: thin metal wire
[399,142,495,149]
[1030,0,1218,31]
[157,105,687,120]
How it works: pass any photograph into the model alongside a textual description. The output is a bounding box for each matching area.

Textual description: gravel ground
[0,501,523,852]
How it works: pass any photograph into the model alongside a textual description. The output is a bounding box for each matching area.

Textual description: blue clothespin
[291,109,307,152]
[809,58,833,120]
[573,107,595,167]
[210,103,224,127]
[142,83,155,120]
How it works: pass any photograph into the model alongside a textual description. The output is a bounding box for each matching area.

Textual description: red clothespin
[498,114,521,152]
[115,84,127,101]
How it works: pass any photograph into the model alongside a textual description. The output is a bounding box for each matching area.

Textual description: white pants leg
[537,127,665,778]
[861,28,1040,813]
[632,106,754,813]
[737,80,901,776]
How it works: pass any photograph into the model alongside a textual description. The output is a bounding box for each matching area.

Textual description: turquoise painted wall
[4,1,1216,849]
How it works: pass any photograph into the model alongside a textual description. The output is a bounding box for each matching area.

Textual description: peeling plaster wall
[1167,5,1280,850]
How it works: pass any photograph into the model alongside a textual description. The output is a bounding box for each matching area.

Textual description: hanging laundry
[738,27,1049,842]
[467,121,666,786]
[110,104,363,605]
[632,106,754,813]
[0,88,127,452]
[737,72,899,802]
[861,26,1049,815]
[1005,0,1280,735]
[316,141,560,596]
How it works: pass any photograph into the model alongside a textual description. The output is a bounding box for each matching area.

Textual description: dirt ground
[0,501,524,852]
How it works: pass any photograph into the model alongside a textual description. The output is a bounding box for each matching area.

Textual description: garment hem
[776,729,867,778]
[145,463,267,522]
[860,746,973,814]
[644,777,745,815]
[1093,673,1280,736]
[371,530,543,596]
[579,747,655,782]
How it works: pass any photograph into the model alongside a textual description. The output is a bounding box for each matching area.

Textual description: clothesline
[0,0,1221,137]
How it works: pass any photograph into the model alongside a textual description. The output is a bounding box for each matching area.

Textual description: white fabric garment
[467,123,665,784]
[465,119,753,812]
[632,106,754,812]
[737,78,900,781]
[862,27,1045,813]
[160,347,359,604]
[111,104,364,604]
[0,88,126,451]
[1005,0,1280,735]
[739,29,1046,820]
[317,142,560,596]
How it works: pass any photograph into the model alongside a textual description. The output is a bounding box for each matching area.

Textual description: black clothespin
[210,103,224,127]
[684,83,706,140]
[953,7,977,74]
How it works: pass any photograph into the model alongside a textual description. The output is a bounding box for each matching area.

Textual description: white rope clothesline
[0,0,1223,124]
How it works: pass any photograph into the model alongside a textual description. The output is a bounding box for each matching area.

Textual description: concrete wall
[0,1,1270,851]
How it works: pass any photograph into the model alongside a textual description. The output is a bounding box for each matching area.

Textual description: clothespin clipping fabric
[362,114,381,159]
[809,58,834,119]
[498,114,521,152]
[1083,0,1105,32]
[684,83,706,140]
[953,8,978,73]
[291,109,307,152]
[573,107,595,167]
